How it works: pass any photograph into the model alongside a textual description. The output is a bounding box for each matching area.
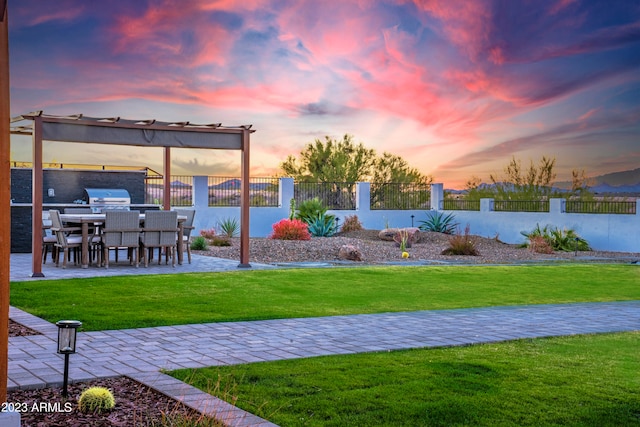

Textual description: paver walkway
[8,301,640,426]
[8,254,640,425]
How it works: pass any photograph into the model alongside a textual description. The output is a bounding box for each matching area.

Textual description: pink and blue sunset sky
[8,0,640,188]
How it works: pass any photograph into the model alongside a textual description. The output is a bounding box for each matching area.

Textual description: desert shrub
[307,213,337,237]
[550,227,591,251]
[441,224,478,256]
[211,237,232,247]
[528,235,554,254]
[218,217,239,238]
[340,215,363,232]
[418,211,458,234]
[78,386,115,413]
[393,229,412,251]
[190,236,208,250]
[521,224,590,252]
[199,228,217,241]
[270,219,311,240]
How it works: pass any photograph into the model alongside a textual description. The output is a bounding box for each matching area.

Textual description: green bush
[521,224,590,252]
[270,219,311,240]
[190,236,208,250]
[78,386,115,413]
[296,198,334,225]
[418,211,458,234]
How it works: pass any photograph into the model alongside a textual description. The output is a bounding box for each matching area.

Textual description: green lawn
[10,264,640,331]
[170,331,640,426]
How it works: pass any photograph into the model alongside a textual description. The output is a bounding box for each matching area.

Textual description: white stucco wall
[178,178,640,253]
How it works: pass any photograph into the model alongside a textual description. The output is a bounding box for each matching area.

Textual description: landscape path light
[56,320,82,397]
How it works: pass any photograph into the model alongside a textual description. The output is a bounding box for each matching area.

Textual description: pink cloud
[548,0,578,16]
[411,0,494,62]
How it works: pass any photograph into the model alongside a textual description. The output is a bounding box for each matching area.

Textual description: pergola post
[238,128,251,267]
[0,0,10,404]
[163,146,171,211]
[31,114,44,277]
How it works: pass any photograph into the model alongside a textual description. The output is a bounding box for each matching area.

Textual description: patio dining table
[60,212,186,268]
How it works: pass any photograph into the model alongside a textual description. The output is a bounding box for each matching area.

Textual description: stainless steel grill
[83,188,131,213]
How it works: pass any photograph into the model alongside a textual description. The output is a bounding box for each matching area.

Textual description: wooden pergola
[11,112,254,277]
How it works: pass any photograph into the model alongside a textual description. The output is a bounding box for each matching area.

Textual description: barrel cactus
[78,386,116,413]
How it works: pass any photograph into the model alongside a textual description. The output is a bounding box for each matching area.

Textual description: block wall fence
[186,178,640,253]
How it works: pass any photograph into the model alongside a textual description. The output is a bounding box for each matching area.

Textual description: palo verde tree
[280,134,376,183]
[280,134,431,209]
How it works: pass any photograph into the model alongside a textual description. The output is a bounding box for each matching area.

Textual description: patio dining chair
[42,211,58,264]
[174,209,196,264]
[140,210,179,267]
[49,209,85,268]
[101,210,142,268]
[64,207,100,263]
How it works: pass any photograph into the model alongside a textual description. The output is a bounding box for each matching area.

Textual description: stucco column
[356,182,370,212]
[430,183,443,210]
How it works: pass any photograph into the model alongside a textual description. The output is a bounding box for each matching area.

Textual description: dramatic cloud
[8,0,640,187]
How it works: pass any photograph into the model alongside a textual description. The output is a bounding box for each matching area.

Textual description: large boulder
[378,228,399,241]
[338,245,362,261]
[379,227,422,245]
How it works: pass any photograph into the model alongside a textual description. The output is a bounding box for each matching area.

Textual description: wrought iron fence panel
[294,182,356,210]
[566,200,636,214]
[145,176,164,205]
[170,175,193,206]
[443,199,481,211]
[370,183,431,210]
[208,177,280,207]
[494,200,550,212]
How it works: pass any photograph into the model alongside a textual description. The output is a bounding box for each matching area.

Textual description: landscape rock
[378,228,400,241]
[338,244,363,261]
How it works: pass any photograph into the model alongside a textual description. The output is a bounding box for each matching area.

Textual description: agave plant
[418,211,458,234]
[218,217,239,238]
[307,212,337,237]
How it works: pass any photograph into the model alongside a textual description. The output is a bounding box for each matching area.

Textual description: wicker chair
[42,211,58,264]
[101,211,142,268]
[64,207,100,262]
[140,211,179,267]
[174,209,196,264]
[49,210,83,268]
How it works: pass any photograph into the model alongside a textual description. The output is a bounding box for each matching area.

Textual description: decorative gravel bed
[196,229,639,265]
[7,376,212,427]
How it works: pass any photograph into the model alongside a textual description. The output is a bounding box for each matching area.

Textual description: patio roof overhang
[11,111,254,277]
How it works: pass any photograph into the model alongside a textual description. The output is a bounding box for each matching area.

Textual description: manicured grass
[170,331,640,426]
[10,264,640,331]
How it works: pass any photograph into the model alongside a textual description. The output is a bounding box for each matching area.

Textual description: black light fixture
[56,320,82,397]
[411,215,415,227]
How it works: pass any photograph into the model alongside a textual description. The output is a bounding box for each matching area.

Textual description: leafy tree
[370,152,432,208]
[280,135,376,183]
[281,134,431,209]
